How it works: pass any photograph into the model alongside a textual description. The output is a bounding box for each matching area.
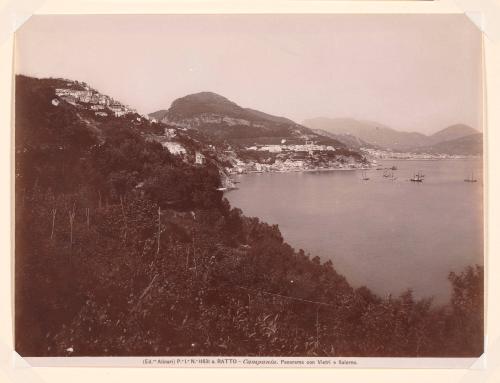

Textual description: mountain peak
[168,91,241,119]
[175,91,236,106]
[160,91,298,127]
[149,92,346,147]
[181,91,231,101]
[430,124,478,143]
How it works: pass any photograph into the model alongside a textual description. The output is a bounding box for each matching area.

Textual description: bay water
[225,159,483,304]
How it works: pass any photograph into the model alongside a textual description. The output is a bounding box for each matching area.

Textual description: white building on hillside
[162,141,187,156]
[195,151,205,165]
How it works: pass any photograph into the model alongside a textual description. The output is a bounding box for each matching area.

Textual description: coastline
[229,156,481,176]
[222,156,482,190]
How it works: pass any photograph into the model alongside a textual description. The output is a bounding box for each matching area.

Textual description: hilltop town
[53,81,139,118]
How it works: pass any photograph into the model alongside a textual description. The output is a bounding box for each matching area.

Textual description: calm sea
[225,159,484,304]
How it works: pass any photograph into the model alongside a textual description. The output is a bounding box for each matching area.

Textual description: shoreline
[223,156,482,189]
[229,157,481,176]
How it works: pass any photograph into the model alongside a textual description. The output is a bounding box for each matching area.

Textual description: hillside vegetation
[151,92,344,147]
[15,75,483,357]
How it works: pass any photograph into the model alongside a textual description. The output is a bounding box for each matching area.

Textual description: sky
[15,14,483,134]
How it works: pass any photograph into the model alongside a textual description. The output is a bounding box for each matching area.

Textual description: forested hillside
[15,75,483,357]
[151,92,345,147]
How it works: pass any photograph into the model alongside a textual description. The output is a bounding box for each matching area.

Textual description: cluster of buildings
[226,142,366,174]
[246,141,336,155]
[228,156,366,174]
[54,86,136,117]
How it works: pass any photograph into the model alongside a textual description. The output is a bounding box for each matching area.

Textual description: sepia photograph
[13,14,484,363]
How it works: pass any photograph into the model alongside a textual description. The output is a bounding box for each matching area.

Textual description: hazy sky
[15,14,482,134]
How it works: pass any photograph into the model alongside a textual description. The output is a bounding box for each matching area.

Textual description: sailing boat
[361,170,370,181]
[410,171,423,182]
[464,171,478,183]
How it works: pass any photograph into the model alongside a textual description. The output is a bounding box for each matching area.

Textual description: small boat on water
[410,172,424,183]
[464,172,478,183]
[217,186,239,191]
[381,169,397,181]
[390,165,398,171]
[361,170,370,181]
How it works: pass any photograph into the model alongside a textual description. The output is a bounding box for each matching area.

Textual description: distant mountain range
[152,98,482,156]
[302,118,429,150]
[150,92,345,147]
[411,133,483,156]
[303,117,482,155]
[311,128,376,150]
